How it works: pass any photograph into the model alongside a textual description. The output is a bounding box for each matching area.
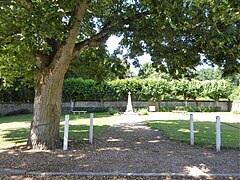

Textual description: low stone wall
[0,102,33,116]
[231,101,240,113]
[62,100,231,112]
[160,101,231,112]
[61,101,148,112]
[0,100,232,116]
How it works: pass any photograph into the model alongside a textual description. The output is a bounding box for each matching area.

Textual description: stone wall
[62,100,231,112]
[231,101,240,113]
[0,102,33,116]
[0,100,232,116]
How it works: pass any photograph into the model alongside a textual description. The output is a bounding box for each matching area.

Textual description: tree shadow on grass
[147,120,240,148]
[1,124,110,149]
[1,128,29,147]
[60,124,110,141]
[0,114,32,124]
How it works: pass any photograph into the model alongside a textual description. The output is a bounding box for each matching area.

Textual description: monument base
[126,104,133,112]
[123,111,136,115]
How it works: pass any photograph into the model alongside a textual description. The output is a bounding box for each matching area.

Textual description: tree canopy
[1,0,239,84]
[66,45,130,82]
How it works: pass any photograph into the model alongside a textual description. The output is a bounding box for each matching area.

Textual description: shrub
[108,107,117,115]
[159,107,175,112]
[137,108,149,115]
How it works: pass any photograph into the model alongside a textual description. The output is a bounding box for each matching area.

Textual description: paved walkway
[0,114,239,179]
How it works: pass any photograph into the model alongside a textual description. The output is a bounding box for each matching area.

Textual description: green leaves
[63,77,98,101]
[62,77,233,102]
[202,80,231,101]
[67,45,130,82]
[0,0,239,93]
[229,86,240,101]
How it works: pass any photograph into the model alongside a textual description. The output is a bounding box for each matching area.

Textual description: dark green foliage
[66,45,130,82]
[159,107,176,112]
[108,107,118,115]
[1,77,235,103]
[1,0,238,88]
[0,83,34,102]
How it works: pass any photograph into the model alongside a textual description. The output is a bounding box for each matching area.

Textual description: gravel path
[0,114,239,178]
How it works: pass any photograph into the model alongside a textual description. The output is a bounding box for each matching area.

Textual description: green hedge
[0,77,234,104]
[62,78,232,103]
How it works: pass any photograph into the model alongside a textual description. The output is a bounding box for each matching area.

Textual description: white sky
[106,35,211,74]
[106,35,151,74]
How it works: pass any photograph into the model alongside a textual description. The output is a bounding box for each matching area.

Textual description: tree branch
[51,0,88,65]
[73,22,111,53]
[73,11,149,53]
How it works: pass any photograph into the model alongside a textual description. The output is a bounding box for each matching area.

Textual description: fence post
[63,114,70,151]
[89,113,94,144]
[190,114,194,145]
[216,116,221,152]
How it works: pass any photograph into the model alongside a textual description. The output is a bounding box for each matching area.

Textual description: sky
[106,35,211,75]
[106,35,151,75]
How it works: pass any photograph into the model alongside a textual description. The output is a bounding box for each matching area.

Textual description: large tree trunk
[27,61,68,149]
[27,0,88,149]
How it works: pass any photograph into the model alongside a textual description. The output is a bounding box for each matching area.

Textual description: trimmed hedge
[62,78,232,103]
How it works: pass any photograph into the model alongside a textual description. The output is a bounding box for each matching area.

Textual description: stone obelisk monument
[126,92,133,112]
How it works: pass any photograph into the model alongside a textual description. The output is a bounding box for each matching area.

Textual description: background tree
[202,80,231,106]
[196,68,223,81]
[141,78,170,111]
[66,45,130,82]
[138,62,172,80]
[109,78,142,101]
[171,79,203,106]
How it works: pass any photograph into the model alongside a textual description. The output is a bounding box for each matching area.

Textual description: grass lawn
[147,120,240,148]
[0,112,117,149]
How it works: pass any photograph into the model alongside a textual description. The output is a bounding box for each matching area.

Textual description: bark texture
[28,0,88,149]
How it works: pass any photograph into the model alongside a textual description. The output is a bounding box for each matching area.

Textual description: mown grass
[0,112,117,149]
[147,120,240,148]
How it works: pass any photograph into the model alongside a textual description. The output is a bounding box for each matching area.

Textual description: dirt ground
[0,113,239,179]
